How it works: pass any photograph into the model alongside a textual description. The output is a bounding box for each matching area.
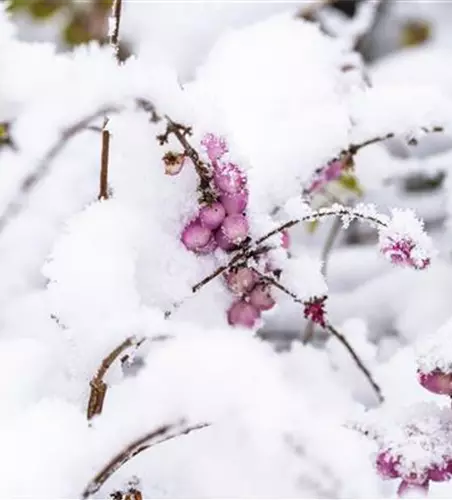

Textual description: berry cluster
[177,133,292,329]
[365,368,452,497]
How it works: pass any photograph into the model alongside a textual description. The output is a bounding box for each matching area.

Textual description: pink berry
[215,227,236,251]
[181,219,212,252]
[199,202,226,230]
[201,133,228,162]
[224,268,257,295]
[219,191,248,215]
[376,450,400,479]
[196,236,218,255]
[221,214,249,245]
[281,230,290,249]
[397,480,429,498]
[418,369,452,395]
[227,300,260,328]
[214,162,246,194]
[428,464,450,482]
[249,283,275,311]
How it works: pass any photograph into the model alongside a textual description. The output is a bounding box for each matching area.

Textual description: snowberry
[181,218,212,252]
[428,464,450,482]
[219,190,248,215]
[381,238,430,270]
[201,133,228,162]
[417,369,452,395]
[215,227,236,251]
[220,214,249,245]
[376,450,400,479]
[227,300,260,328]
[224,267,257,296]
[281,229,290,249]
[195,237,218,255]
[249,283,275,311]
[397,480,429,498]
[214,162,246,194]
[199,202,226,230]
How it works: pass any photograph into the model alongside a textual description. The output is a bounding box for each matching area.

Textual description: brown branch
[98,119,111,200]
[252,268,383,403]
[110,0,122,62]
[325,322,383,403]
[81,420,211,499]
[157,117,216,204]
[0,106,118,237]
[87,335,172,420]
[192,205,387,296]
[87,336,141,420]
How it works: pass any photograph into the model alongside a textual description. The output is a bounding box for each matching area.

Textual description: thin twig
[110,0,122,62]
[98,119,111,200]
[192,205,386,296]
[0,106,118,236]
[157,116,216,204]
[87,335,172,420]
[81,420,211,499]
[326,322,383,403]
[87,336,142,420]
[252,268,383,403]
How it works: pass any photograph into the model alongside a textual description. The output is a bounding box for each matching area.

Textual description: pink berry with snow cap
[220,214,249,245]
[417,369,452,395]
[201,133,228,162]
[397,480,429,498]
[249,283,275,311]
[227,300,260,328]
[219,190,248,215]
[199,202,226,230]
[281,230,290,249]
[428,464,450,482]
[225,268,257,296]
[215,227,236,251]
[196,236,218,255]
[376,450,400,479]
[214,162,246,194]
[181,218,212,252]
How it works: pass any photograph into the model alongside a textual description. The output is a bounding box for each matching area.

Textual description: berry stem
[251,268,383,403]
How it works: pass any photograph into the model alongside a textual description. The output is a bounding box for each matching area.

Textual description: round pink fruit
[227,300,260,328]
[249,283,275,311]
[376,450,400,479]
[214,162,246,194]
[220,214,249,245]
[181,219,212,252]
[199,202,226,230]
[219,191,248,215]
[225,268,257,296]
[418,369,452,395]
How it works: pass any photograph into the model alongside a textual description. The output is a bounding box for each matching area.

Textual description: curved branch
[81,420,211,499]
[252,268,383,403]
[0,105,119,236]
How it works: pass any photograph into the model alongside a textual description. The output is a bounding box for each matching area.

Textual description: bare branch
[325,322,383,403]
[109,0,123,62]
[98,119,111,201]
[252,268,383,403]
[81,420,211,499]
[0,106,118,236]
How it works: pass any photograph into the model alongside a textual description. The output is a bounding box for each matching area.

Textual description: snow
[2,1,452,498]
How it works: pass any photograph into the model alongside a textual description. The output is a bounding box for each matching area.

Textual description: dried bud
[163,151,185,176]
